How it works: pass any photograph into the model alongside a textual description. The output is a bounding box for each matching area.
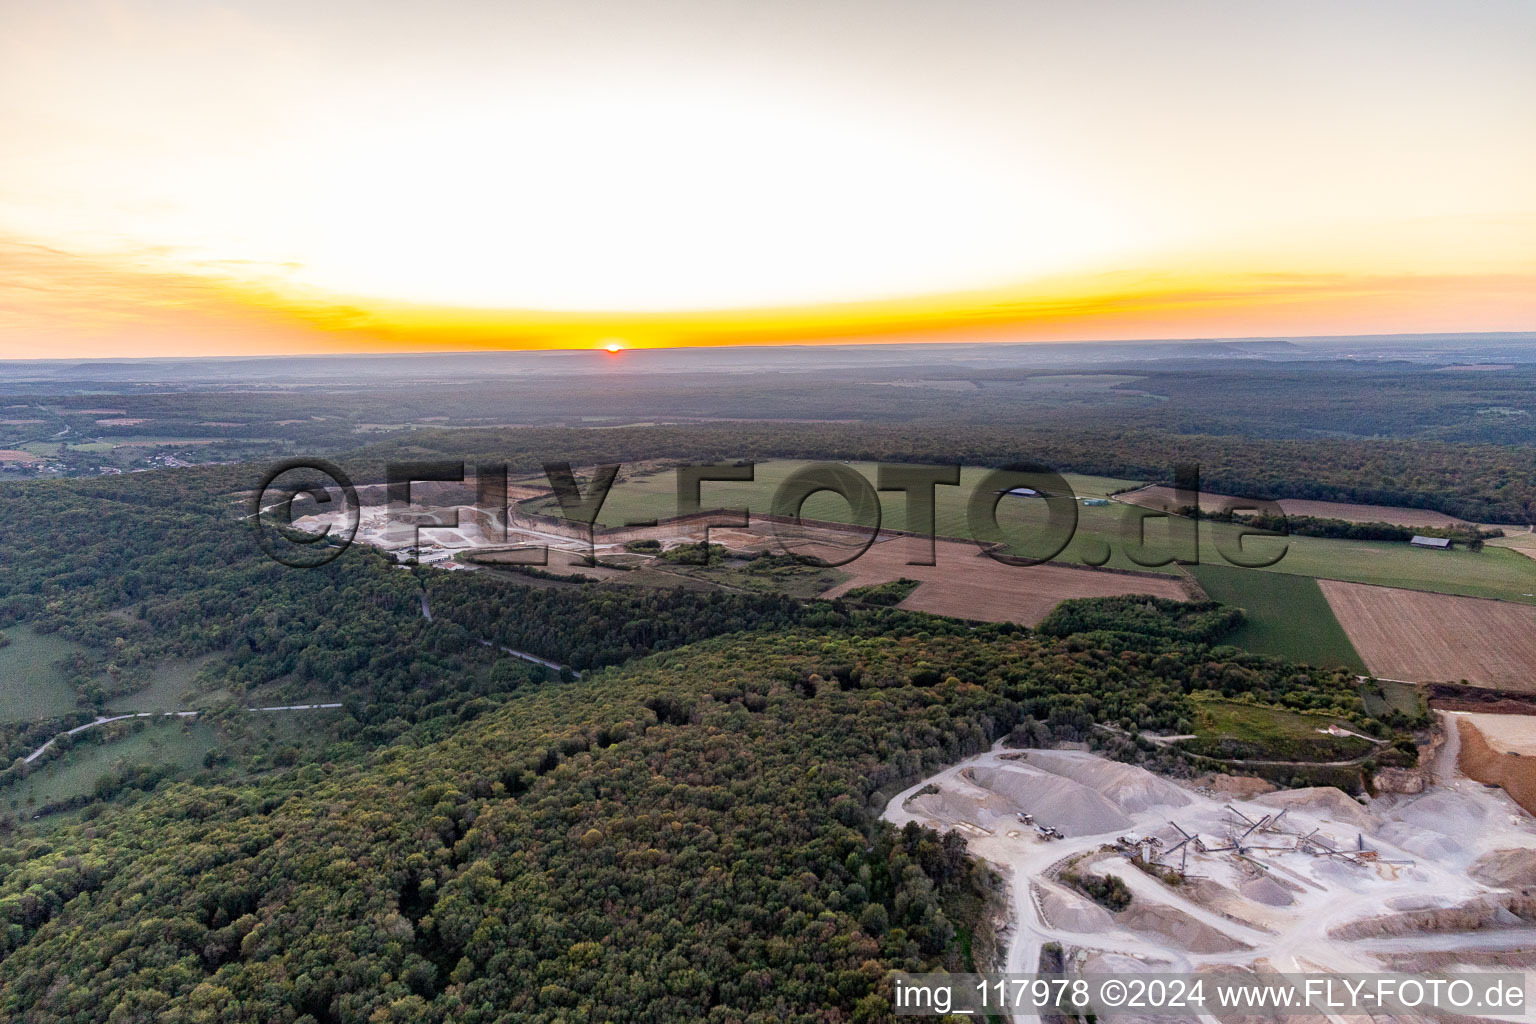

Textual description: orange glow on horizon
[0,236,1531,359]
[2,1,1532,359]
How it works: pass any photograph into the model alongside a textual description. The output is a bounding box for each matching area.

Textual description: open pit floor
[885,716,1536,1022]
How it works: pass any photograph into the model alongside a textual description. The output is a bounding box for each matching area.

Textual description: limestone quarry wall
[1457,717,1536,817]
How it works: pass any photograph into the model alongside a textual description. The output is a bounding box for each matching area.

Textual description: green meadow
[1360,679,1426,718]
[1180,697,1374,763]
[0,627,85,722]
[1190,562,1366,672]
[1225,526,1536,604]
[107,654,225,714]
[5,719,219,811]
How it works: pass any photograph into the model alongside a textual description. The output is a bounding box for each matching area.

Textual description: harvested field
[809,534,1189,625]
[1319,579,1536,689]
[1120,485,1472,528]
[1487,528,1536,562]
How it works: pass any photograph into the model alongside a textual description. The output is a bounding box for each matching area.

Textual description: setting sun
[603,341,624,353]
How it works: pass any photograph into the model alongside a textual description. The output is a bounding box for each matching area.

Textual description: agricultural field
[1122,485,1475,527]
[529,461,1536,603]
[549,460,1136,530]
[536,460,1193,574]
[1486,527,1536,562]
[0,627,86,722]
[1199,519,1536,605]
[813,536,1190,625]
[1189,562,1365,672]
[1319,580,1536,690]
[646,554,849,598]
[1114,488,1536,603]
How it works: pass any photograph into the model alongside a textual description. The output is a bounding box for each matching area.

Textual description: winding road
[20,587,578,771]
[20,703,344,766]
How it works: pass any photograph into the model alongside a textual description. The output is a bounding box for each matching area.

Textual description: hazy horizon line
[5,329,1535,366]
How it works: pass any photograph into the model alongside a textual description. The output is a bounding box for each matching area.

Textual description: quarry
[885,713,1536,1020]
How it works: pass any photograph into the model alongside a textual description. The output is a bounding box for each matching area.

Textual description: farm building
[1081,498,1109,506]
[1410,535,1451,549]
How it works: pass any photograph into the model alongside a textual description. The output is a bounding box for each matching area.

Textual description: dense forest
[9,353,1536,520]
[0,422,1437,1021]
[1,606,1392,1021]
[9,354,1536,446]
[339,421,1536,523]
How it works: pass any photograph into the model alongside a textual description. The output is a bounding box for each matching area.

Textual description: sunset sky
[2,0,1533,357]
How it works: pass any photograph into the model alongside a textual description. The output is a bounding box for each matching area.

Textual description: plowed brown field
[1319,579,1536,689]
[809,535,1191,625]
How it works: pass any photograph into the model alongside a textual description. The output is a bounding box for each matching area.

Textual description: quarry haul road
[885,737,1536,1024]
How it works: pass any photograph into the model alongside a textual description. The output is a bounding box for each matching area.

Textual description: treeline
[1197,509,1500,547]
[842,579,921,606]
[424,575,843,671]
[1036,596,1244,648]
[341,421,1536,523]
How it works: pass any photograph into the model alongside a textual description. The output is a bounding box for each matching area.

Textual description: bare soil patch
[807,534,1189,625]
[1319,579,1536,689]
